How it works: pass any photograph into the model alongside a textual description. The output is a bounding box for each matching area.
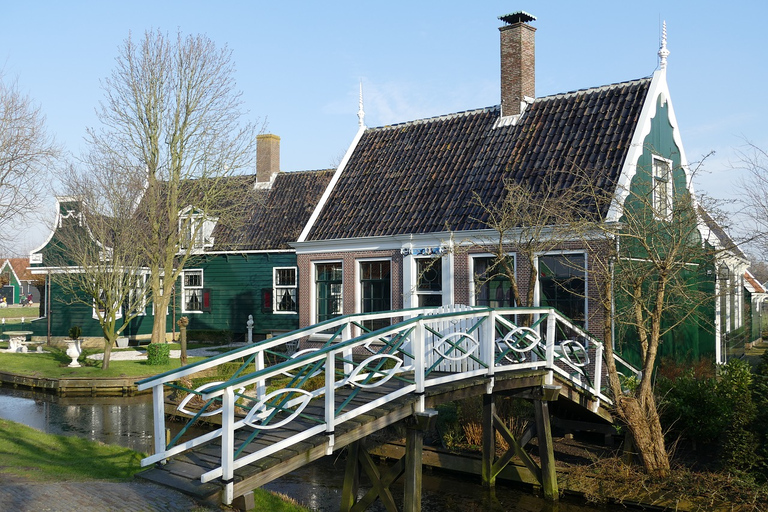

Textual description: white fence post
[342,322,354,379]
[485,310,496,376]
[546,311,556,385]
[414,319,425,395]
[256,350,265,401]
[594,342,604,397]
[152,384,167,458]
[221,387,236,505]
[325,351,336,454]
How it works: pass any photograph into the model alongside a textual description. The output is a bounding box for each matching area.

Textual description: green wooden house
[28,135,333,343]
[0,258,41,306]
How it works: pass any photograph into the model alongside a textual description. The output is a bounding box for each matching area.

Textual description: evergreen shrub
[146,343,171,365]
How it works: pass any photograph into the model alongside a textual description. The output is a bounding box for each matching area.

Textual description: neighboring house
[0,258,41,305]
[293,13,738,364]
[744,270,768,346]
[29,135,333,342]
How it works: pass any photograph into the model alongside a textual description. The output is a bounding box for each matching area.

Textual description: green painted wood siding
[617,93,716,366]
[28,253,300,341]
[181,253,299,338]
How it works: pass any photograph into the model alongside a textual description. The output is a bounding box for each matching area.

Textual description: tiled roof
[698,206,747,260]
[5,258,34,281]
[306,77,652,240]
[215,169,335,251]
[744,271,765,294]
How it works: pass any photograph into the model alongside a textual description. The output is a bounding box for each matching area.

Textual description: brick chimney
[256,134,280,183]
[499,12,536,117]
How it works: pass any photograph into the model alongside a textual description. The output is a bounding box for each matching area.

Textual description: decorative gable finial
[357,81,365,128]
[658,21,670,70]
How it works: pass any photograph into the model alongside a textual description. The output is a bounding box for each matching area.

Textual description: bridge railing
[136,305,637,504]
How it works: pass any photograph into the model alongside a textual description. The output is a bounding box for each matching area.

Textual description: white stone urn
[65,339,82,367]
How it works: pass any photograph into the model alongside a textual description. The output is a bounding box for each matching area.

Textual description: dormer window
[652,156,673,220]
[179,206,216,252]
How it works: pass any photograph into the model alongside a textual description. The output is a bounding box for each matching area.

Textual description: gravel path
[0,478,219,512]
[87,343,248,361]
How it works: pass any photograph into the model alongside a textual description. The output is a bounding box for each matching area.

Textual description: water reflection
[0,387,154,452]
[264,449,608,512]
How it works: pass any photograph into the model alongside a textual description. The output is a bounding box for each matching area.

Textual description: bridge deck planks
[137,367,611,503]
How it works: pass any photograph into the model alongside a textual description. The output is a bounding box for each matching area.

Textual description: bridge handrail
[139,305,639,505]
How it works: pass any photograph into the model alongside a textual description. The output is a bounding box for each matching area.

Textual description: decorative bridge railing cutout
[137,305,640,505]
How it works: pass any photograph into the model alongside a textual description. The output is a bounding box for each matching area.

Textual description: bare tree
[0,74,60,251]
[86,30,261,344]
[466,175,585,323]
[575,164,722,478]
[740,143,768,254]
[50,163,149,370]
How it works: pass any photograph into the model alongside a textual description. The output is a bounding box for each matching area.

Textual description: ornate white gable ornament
[357,81,365,128]
[658,21,670,70]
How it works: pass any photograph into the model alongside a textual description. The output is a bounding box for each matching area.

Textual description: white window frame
[273,267,298,314]
[182,269,204,314]
[92,289,123,320]
[179,206,216,253]
[534,251,588,331]
[415,256,444,307]
[652,156,674,221]
[469,253,516,307]
[129,272,149,316]
[312,260,343,324]
[356,258,393,315]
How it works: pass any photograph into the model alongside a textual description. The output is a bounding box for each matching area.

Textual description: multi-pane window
[274,267,297,313]
[416,257,443,307]
[183,269,203,313]
[93,288,122,320]
[129,273,149,315]
[316,262,343,322]
[180,214,205,250]
[360,260,391,331]
[653,157,673,220]
[538,254,586,326]
[473,256,514,308]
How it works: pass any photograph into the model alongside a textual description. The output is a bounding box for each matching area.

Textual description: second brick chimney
[499,12,536,117]
[256,134,280,184]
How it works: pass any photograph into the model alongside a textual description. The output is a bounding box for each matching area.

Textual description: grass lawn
[0,417,144,481]
[0,419,309,511]
[0,346,206,379]
[0,306,41,320]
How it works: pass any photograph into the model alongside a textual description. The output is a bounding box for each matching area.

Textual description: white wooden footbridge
[136,306,639,511]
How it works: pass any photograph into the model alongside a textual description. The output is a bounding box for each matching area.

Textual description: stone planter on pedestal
[65,339,82,367]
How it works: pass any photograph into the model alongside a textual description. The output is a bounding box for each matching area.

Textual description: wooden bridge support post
[533,398,558,501]
[481,393,496,487]
[341,440,360,512]
[404,409,437,512]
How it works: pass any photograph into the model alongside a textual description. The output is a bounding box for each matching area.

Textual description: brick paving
[0,478,219,512]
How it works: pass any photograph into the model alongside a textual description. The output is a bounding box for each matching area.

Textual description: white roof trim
[606,67,694,223]
[298,123,367,242]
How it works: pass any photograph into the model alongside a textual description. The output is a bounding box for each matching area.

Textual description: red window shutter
[202,288,212,312]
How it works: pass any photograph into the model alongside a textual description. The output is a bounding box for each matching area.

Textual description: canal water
[0,386,608,511]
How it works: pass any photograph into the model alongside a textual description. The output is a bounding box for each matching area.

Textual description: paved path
[87,343,248,361]
[0,478,218,512]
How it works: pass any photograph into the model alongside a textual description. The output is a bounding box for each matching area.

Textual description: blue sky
[2,1,766,251]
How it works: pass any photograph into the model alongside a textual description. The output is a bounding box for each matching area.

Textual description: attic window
[652,157,673,220]
[179,207,216,251]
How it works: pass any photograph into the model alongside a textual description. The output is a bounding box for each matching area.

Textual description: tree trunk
[101,337,113,370]
[615,395,670,477]
[151,295,171,344]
